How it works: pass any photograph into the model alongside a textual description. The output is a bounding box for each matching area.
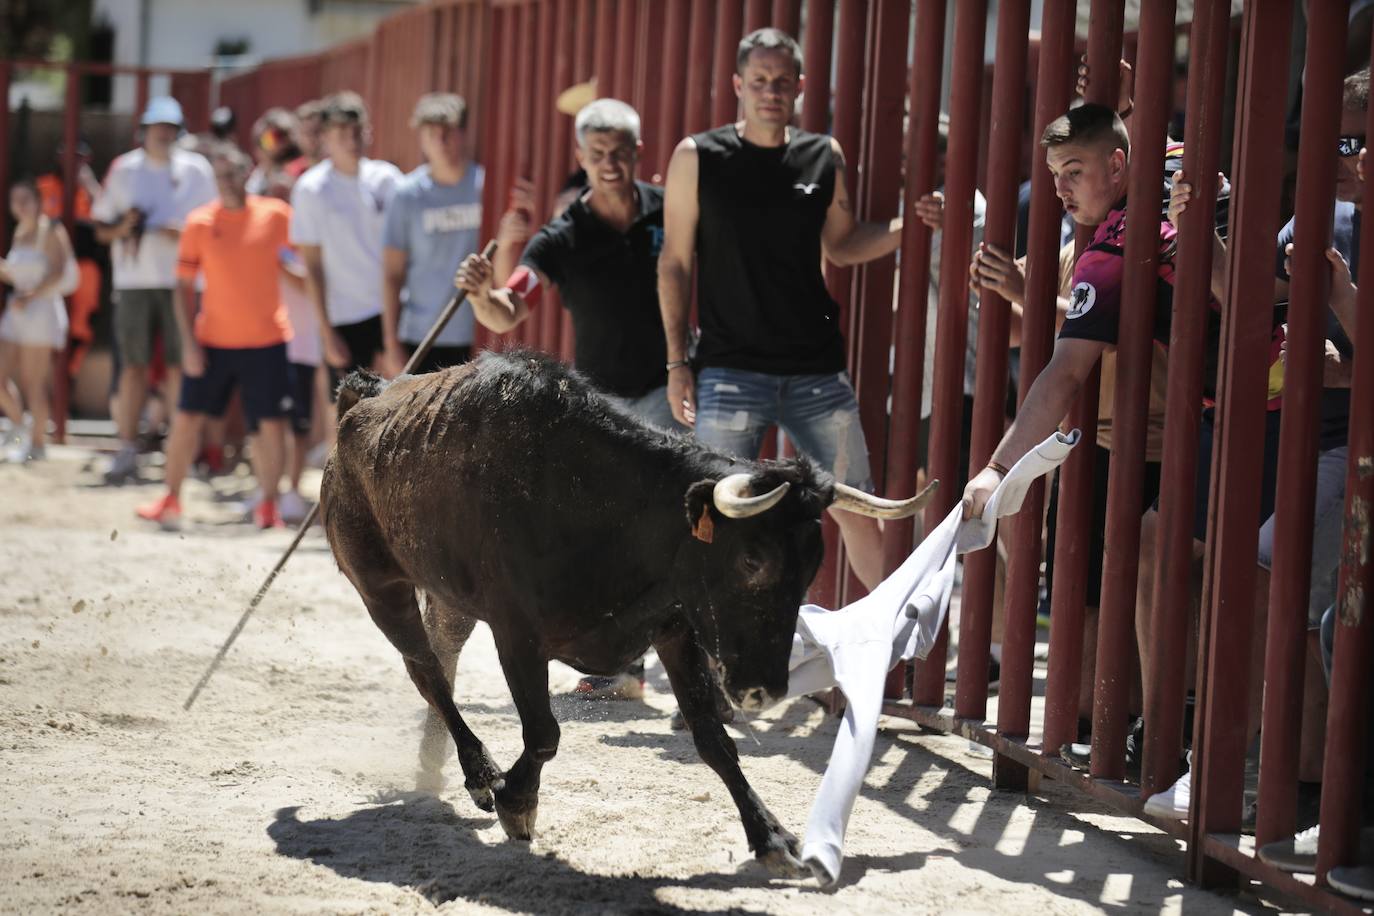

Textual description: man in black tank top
[658,28,903,589]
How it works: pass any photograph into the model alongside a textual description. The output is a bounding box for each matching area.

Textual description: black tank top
[692,125,846,375]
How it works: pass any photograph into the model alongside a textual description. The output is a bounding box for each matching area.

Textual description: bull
[320,351,931,874]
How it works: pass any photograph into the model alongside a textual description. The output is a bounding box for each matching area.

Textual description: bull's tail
[335,369,386,423]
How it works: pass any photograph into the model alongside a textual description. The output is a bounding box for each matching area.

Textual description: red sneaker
[253,498,284,529]
[136,492,182,530]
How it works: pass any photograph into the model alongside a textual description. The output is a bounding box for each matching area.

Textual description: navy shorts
[288,362,316,436]
[179,343,293,427]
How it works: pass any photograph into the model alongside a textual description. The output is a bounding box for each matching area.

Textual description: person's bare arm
[381,246,409,376]
[95,208,140,245]
[658,137,701,426]
[962,336,1108,518]
[299,244,349,368]
[174,277,205,377]
[24,223,74,301]
[820,138,902,267]
[453,253,532,334]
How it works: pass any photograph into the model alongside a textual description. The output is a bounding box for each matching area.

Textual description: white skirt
[0,294,68,349]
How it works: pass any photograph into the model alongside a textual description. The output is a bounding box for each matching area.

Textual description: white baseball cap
[141,96,185,127]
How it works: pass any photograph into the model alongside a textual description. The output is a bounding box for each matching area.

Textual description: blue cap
[141,96,185,127]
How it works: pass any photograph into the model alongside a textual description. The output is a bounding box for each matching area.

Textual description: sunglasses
[1337,135,1365,157]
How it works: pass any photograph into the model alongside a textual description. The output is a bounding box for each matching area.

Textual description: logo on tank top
[794,182,821,196]
[1067,281,1097,319]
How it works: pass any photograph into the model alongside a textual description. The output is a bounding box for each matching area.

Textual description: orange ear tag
[692,504,715,544]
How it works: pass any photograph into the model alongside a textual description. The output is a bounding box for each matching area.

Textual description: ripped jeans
[693,367,875,491]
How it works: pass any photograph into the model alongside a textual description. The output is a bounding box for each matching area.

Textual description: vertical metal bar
[613,0,638,102]
[1023,0,1090,758]
[1188,0,1295,885]
[1091,0,1173,783]
[657,0,692,179]
[513,2,537,348]
[0,62,10,253]
[52,64,82,447]
[684,0,718,139]
[1254,0,1350,849]
[851,0,909,509]
[1315,125,1374,878]
[771,0,801,37]
[713,0,746,126]
[745,0,770,33]
[881,0,944,587]
[800,0,834,134]
[1141,0,1230,800]
[531,0,557,354]
[594,0,617,96]
[965,0,1030,733]
[911,0,988,707]
[636,1,667,174]
[542,0,574,358]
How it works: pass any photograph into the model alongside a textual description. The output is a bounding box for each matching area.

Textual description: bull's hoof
[466,780,499,812]
[494,793,537,841]
[756,845,809,878]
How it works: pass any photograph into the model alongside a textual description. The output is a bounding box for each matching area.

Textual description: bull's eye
[741,552,763,574]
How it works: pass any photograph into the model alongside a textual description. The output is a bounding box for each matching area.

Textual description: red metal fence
[8,0,1372,908]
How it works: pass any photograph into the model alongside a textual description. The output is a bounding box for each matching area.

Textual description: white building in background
[91,0,419,111]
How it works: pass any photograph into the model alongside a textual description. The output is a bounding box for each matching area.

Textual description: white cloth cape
[785,429,1080,885]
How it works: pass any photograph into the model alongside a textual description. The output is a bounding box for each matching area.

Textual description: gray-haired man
[455,97,681,699]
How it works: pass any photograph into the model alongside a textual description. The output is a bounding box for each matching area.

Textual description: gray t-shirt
[382,163,485,346]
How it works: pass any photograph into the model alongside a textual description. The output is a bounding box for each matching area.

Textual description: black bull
[320,351,932,874]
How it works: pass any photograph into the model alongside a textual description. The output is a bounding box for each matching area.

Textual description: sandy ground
[0,446,1284,915]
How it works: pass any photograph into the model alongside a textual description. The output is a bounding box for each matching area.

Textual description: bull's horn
[712,473,791,519]
[830,479,939,519]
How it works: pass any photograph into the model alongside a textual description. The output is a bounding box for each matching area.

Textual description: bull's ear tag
[692,504,715,544]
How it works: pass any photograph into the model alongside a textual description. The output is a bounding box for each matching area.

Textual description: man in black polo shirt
[457,98,677,430]
[658,28,904,590]
[454,98,678,699]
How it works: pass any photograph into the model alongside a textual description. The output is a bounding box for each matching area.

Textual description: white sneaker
[1143,767,1191,819]
[1292,824,1320,856]
[278,489,310,524]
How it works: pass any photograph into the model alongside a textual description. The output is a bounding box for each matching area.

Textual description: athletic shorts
[179,342,292,426]
[1257,446,1348,628]
[113,288,181,367]
[287,361,316,436]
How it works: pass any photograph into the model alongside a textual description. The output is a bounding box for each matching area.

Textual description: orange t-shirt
[177,196,293,349]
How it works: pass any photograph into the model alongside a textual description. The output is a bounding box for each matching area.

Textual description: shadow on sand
[267,790,853,914]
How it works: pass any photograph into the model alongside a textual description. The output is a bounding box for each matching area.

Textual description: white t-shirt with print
[91,147,217,290]
[288,158,403,327]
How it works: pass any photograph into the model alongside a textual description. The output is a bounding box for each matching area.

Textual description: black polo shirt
[520,181,667,398]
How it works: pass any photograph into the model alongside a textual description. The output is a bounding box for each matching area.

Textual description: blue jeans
[605,385,688,432]
[1257,446,1347,628]
[693,367,874,491]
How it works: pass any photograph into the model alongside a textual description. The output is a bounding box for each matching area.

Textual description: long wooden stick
[183,239,499,710]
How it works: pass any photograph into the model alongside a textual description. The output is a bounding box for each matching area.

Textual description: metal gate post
[771,0,801,37]
[1187,0,1295,887]
[684,0,719,138]
[961,0,1032,734]
[882,0,945,591]
[1254,0,1350,855]
[911,0,988,708]
[800,0,834,134]
[1036,0,1095,760]
[1141,0,1231,801]
[712,0,746,126]
[1315,72,1374,874]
